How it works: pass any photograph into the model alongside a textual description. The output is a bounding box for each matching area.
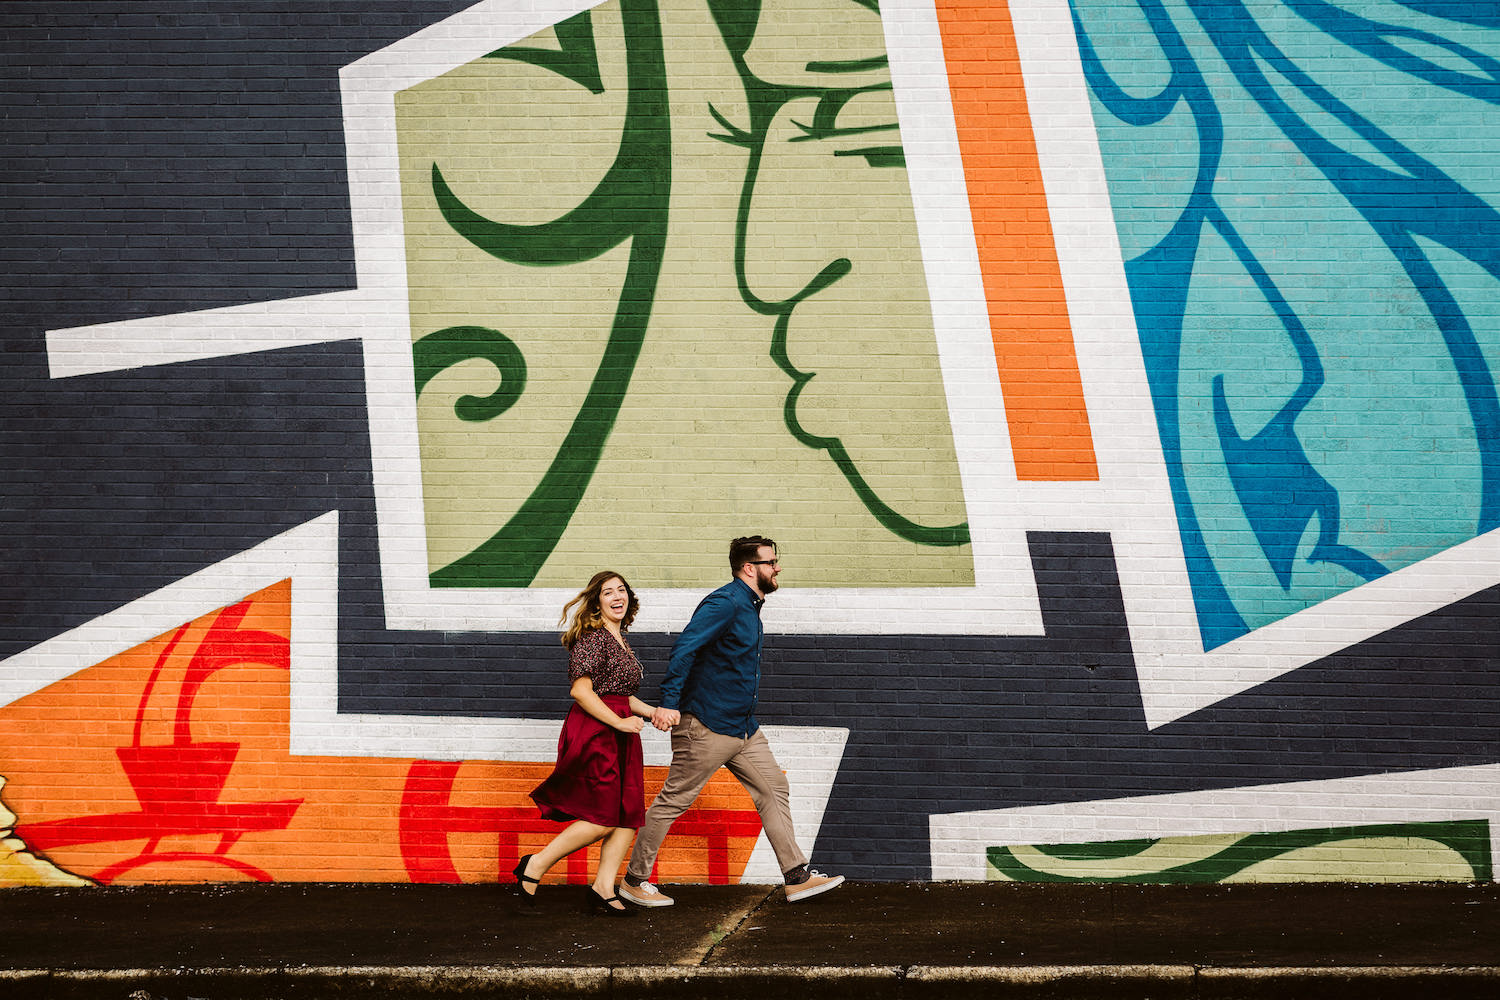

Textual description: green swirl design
[424,0,671,587]
[413,325,527,423]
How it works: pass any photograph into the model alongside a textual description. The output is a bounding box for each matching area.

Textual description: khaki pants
[626,713,807,882]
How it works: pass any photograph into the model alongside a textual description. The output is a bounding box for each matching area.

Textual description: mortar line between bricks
[695,887,778,966]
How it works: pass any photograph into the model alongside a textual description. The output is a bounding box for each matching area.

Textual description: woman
[515,570,662,916]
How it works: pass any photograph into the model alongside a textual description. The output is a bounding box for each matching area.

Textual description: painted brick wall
[3,0,1498,889]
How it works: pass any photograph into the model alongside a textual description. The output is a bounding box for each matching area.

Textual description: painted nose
[739,254,853,314]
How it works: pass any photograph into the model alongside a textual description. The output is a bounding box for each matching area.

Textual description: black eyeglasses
[748,559,780,566]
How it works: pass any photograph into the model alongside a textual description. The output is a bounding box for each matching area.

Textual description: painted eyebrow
[789,118,900,142]
[834,145,906,167]
[803,55,889,75]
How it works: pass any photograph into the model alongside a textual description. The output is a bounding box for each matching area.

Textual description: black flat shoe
[512,854,540,905]
[588,888,637,918]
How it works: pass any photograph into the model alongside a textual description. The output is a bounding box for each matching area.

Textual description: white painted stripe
[44,291,369,379]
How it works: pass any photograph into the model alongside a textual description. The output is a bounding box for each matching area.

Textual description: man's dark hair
[730,535,776,574]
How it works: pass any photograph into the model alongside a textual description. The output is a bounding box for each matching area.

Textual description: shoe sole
[619,889,675,908]
[785,875,844,903]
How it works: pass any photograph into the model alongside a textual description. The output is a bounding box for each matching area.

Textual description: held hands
[650,707,681,732]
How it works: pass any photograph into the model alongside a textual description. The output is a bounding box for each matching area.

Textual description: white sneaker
[784,870,844,903]
[618,880,675,907]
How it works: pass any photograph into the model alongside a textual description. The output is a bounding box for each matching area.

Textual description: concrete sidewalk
[1,881,1497,998]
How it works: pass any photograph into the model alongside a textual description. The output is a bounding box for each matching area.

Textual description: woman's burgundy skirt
[530,695,645,829]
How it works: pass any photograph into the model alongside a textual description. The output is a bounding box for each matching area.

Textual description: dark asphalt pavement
[1,880,1497,998]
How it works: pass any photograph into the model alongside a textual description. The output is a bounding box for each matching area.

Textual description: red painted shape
[17,741,303,862]
[91,851,275,885]
[12,603,303,883]
[133,623,190,748]
[647,808,765,885]
[397,761,765,885]
[399,760,470,883]
[173,601,289,746]
[18,800,303,853]
[117,742,241,812]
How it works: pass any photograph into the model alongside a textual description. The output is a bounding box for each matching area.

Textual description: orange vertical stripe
[934,0,1099,480]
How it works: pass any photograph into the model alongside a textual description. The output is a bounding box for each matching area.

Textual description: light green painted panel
[397,0,973,589]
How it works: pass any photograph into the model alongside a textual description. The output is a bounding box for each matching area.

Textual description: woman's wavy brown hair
[559,570,639,649]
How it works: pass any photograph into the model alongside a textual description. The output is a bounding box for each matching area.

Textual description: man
[618,536,843,905]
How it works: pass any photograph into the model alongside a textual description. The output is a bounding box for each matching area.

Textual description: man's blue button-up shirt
[659,578,763,738]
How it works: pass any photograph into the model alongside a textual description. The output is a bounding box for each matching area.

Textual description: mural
[2,0,1498,889]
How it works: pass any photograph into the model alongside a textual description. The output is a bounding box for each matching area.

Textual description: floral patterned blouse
[567,628,643,697]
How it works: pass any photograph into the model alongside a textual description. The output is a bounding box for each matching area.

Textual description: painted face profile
[712,0,970,547]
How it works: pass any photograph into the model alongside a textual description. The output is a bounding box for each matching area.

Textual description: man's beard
[758,567,779,594]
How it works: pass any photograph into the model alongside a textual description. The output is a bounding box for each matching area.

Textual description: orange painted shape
[934,0,1099,481]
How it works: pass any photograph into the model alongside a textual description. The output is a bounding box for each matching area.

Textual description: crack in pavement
[689,888,777,966]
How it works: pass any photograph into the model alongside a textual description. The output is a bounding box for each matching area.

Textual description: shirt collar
[730,577,764,611]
